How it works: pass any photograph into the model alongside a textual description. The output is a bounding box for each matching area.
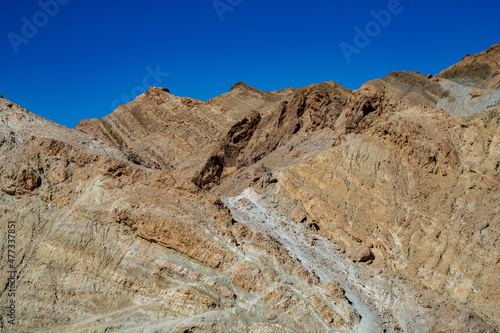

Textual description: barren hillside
[1,43,499,333]
[438,42,500,90]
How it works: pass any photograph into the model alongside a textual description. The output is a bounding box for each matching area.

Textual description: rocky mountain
[438,42,500,90]
[1,43,499,333]
[74,83,292,175]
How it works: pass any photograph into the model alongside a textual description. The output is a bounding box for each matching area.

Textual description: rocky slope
[437,42,500,90]
[211,78,500,332]
[0,97,362,332]
[75,83,292,175]
[1,43,499,333]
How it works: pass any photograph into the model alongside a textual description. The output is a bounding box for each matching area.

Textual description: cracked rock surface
[1,43,500,332]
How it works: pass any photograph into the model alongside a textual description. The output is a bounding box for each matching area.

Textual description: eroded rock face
[346,245,374,262]
[75,84,289,174]
[192,111,262,189]
[271,106,500,330]
[2,43,500,332]
[236,84,346,167]
[359,70,448,108]
[206,73,499,332]
[438,42,500,90]
[1,167,41,195]
[193,82,350,189]
[425,305,498,333]
[0,97,361,332]
[231,261,267,292]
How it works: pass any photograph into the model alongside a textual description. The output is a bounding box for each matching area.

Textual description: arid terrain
[1,43,499,333]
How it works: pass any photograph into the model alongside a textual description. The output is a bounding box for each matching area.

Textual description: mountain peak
[437,42,500,90]
[3,42,500,333]
[230,81,258,92]
[148,86,170,94]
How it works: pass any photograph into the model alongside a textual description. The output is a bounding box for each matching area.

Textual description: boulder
[346,245,374,262]
[469,90,483,98]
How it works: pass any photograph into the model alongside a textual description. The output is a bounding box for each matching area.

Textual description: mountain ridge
[0,43,499,332]
[438,42,500,90]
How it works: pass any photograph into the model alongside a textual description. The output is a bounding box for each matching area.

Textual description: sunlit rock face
[1,43,499,332]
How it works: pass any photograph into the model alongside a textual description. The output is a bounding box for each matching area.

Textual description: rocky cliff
[1,43,499,332]
[438,42,500,90]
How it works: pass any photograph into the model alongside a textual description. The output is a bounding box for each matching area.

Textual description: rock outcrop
[193,82,350,189]
[1,43,500,332]
[75,84,289,175]
[438,42,500,90]
[0,96,361,332]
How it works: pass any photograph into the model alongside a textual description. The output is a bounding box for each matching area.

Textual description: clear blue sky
[1,0,499,127]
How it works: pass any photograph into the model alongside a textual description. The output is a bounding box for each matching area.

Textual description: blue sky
[0,0,499,127]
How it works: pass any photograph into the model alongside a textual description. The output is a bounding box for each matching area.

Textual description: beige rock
[346,245,374,262]
[231,261,267,292]
[2,43,500,332]
[47,164,70,184]
[469,90,483,98]
[290,207,308,223]
[438,42,500,90]
[0,96,362,332]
